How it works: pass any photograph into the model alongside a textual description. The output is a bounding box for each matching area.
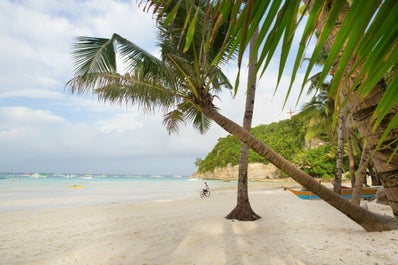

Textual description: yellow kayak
[68,185,84,189]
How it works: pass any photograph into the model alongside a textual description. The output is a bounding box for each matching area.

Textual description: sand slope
[1,189,397,265]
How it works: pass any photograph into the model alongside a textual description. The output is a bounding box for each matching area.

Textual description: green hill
[195,112,339,179]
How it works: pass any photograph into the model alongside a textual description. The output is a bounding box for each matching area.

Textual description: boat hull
[283,186,378,200]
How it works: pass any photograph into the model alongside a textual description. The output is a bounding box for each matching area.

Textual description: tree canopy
[145,0,398,153]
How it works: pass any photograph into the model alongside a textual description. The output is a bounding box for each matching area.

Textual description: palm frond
[181,101,212,133]
[67,34,180,112]
[113,34,168,77]
[163,109,186,134]
[146,0,398,153]
[72,36,117,76]
[69,0,235,136]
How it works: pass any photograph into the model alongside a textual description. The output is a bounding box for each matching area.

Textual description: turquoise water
[0,173,233,211]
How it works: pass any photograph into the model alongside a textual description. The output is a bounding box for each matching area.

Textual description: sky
[0,0,314,175]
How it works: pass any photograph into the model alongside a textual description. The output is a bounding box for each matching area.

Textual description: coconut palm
[334,109,345,193]
[301,72,334,147]
[68,2,233,136]
[146,0,398,228]
[304,1,398,219]
[226,28,261,221]
[68,0,398,231]
[157,0,398,228]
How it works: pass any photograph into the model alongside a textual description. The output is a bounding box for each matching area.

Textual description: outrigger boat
[283,186,378,200]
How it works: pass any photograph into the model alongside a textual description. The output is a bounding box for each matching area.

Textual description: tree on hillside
[67,0,398,231]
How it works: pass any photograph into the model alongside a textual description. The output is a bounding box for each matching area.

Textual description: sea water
[0,172,234,211]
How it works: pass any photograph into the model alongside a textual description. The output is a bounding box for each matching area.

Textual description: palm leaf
[163,109,186,134]
[71,37,116,82]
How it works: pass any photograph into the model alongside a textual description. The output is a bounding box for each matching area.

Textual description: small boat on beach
[283,186,378,200]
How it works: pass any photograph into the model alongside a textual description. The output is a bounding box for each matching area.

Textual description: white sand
[1,188,397,265]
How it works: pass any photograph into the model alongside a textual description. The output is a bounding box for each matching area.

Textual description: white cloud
[97,113,143,134]
[0,107,64,125]
[0,106,209,174]
[0,0,314,175]
[0,89,62,99]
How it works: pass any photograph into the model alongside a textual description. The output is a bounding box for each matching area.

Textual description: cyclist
[203,182,209,193]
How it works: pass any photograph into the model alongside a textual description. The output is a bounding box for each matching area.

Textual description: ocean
[0,172,235,211]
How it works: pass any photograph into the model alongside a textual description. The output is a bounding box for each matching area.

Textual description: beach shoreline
[1,187,397,265]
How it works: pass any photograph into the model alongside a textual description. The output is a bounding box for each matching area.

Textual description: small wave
[127,175,142,178]
[63,174,77,178]
[187,178,200,182]
[150,175,164,178]
[30,173,47,179]
[80,174,94,180]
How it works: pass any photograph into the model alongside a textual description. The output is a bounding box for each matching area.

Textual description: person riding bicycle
[203,182,209,193]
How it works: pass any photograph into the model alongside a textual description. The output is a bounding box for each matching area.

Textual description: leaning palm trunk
[226,28,261,221]
[202,105,398,231]
[307,1,398,219]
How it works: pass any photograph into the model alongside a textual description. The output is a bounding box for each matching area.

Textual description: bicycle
[200,189,210,198]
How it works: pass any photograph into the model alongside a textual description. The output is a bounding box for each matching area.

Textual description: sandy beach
[1,186,397,265]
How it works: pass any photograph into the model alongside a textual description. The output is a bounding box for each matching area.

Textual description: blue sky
[0,0,314,175]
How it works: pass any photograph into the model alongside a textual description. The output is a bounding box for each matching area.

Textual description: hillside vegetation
[195,112,343,179]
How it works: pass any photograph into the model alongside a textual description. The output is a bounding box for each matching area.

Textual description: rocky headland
[190,162,282,181]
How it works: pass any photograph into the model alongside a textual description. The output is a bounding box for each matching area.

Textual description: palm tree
[154,0,398,228]
[333,109,345,193]
[68,1,233,136]
[351,143,371,205]
[68,0,398,231]
[148,0,398,226]
[304,62,372,201]
[301,71,334,148]
[346,119,356,187]
[226,28,261,221]
[304,1,398,219]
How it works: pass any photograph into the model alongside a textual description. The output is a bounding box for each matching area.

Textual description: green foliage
[196,113,310,173]
[196,135,241,172]
[294,145,336,179]
[251,117,307,161]
[196,110,348,179]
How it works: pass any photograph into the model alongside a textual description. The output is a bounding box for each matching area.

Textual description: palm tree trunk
[348,81,398,218]
[202,106,398,231]
[370,162,382,186]
[305,0,398,220]
[346,126,356,188]
[334,110,345,193]
[226,28,261,221]
[352,145,370,205]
